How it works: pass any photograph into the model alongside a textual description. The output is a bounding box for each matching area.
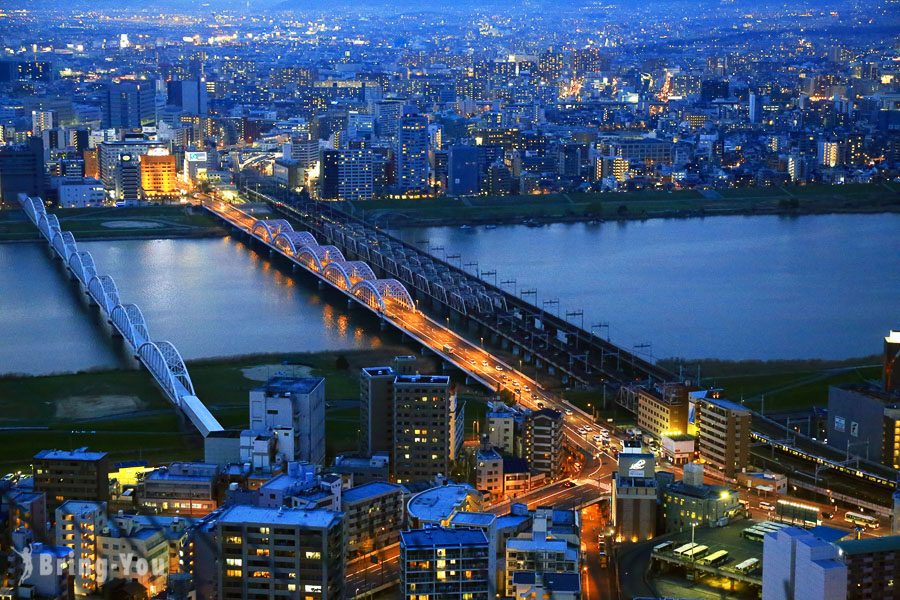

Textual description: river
[0,236,380,376]
[1,213,896,375]
[389,213,900,361]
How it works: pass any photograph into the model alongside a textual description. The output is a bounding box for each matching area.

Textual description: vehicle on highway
[564,409,573,416]
[531,393,539,400]
[469,359,477,366]
[442,344,455,355]
[482,360,489,367]
[759,501,775,511]
[577,427,587,435]
[593,435,603,444]
[495,365,503,371]
[584,425,593,432]
[536,402,544,409]
[524,385,530,391]
[821,511,834,520]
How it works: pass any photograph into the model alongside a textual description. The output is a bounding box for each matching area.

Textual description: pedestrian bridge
[17,194,223,437]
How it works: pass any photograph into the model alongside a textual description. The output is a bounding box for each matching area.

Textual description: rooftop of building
[342,481,405,505]
[531,407,562,420]
[838,534,900,556]
[663,433,696,442]
[146,462,218,482]
[511,571,581,592]
[503,456,530,474]
[665,480,734,500]
[362,366,394,377]
[476,447,502,461]
[408,483,478,523]
[401,527,488,549]
[702,397,752,413]
[34,447,107,462]
[449,512,496,528]
[57,500,105,516]
[394,374,450,385]
[217,505,341,529]
[256,376,324,395]
[507,536,577,560]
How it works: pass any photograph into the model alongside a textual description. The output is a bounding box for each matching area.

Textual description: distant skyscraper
[447,145,479,197]
[249,377,326,465]
[396,112,429,193]
[31,110,55,136]
[115,153,141,204]
[319,148,374,201]
[166,79,208,115]
[102,81,155,129]
[0,138,45,204]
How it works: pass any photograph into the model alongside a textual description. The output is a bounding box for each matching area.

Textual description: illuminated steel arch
[68,251,97,285]
[273,231,319,256]
[138,340,193,402]
[18,194,46,224]
[111,303,150,349]
[251,219,294,242]
[350,278,416,313]
[296,245,345,273]
[38,213,60,241]
[323,260,377,290]
[51,230,78,262]
[87,275,121,314]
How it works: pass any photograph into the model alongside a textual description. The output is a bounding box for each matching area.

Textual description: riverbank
[0,347,452,471]
[349,182,900,228]
[0,204,227,242]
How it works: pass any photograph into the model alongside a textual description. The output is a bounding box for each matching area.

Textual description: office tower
[400,528,490,600]
[249,377,326,465]
[139,462,219,516]
[140,153,178,199]
[33,448,110,510]
[337,147,374,201]
[319,149,340,200]
[341,481,406,557]
[749,92,761,123]
[700,79,730,102]
[374,99,404,140]
[102,82,156,129]
[611,452,658,542]
[392,374,463,484]
[818,140,843,167]
[115,153,141,204]
[360,366,396,456]
[0,138,45,204]
[396,112,429,193]
[696,397,751,477]
[885,330,900,395]
[762,527,847,600]
[216,505,344,600]
[447,145,480,197]
[524,409,563,479]
[31,110,55,136]
[166,80,208,115]
[97,140,164,190]
[55,500,108,596]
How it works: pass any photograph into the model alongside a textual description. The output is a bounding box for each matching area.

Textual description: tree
[335,355,350,370]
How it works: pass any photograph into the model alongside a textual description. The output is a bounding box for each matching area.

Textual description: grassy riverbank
[348,182,900,227]
[0,204,226,242]
[0,347,437,471]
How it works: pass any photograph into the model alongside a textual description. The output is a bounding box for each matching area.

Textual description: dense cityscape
[0,0,898,599]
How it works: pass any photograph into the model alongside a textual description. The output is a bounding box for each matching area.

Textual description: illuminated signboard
[628,458,647,477]
[185,151,208,162]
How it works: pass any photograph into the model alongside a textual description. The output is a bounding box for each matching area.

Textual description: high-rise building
[359,355,418,458]
[392,374,463,484]
[818,140,843,167]
[31,110,55,136]
[102,82,156,129]
[696,397,751,477]
[249,377,326,465]
[447,145,480,197]
[139,153,178,199]
[115,153,141,204]
[166,80,208,115]
[637,383,689,438]
[216,505,345,600]
[524,409,564,479]
[33,448,110,510]
[400,527,491,600]
[55,500,108,596]
[837,535,900,599]
[504,508,581,597]
[396,112,429,193]
[0,138,45,204]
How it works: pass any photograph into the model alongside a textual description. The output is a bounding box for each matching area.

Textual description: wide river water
[0,213,896,375]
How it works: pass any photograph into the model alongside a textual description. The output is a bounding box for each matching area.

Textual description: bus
[735,558,760,574]
[653,541,675,553]
[674,542,699,556]
[699,550,729,567]
[683,545,709,560]
[742,527,766,542]
[845,512,879,529]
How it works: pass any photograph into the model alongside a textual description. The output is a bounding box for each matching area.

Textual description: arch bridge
[15,194,222,437]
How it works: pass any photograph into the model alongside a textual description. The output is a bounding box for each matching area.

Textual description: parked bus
[673,542,699,556]
[735,558,761,574]
[699,550,729,567]
[845,512,879,529]
[653,541,675,553]
[683,545,709,560]
[742,528,766,542]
